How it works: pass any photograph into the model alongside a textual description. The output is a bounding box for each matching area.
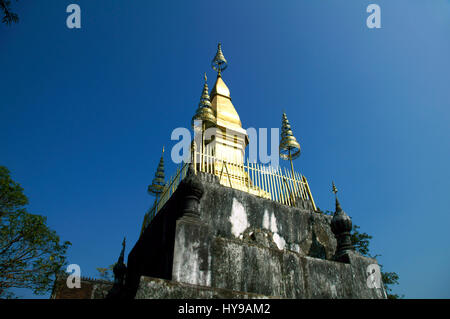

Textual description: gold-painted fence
[192,148,317,210]
[141,148,317,234]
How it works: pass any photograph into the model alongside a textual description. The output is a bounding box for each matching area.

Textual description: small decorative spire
[280,112,301,160]
[199,73,212,108]
[192,73,215,126]
[148,148,165,197]
[211,43,228,75]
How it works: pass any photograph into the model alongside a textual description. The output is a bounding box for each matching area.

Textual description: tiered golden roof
[280,112,301,160]
[192,73,215,126]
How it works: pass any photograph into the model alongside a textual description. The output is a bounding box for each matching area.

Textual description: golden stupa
[191,43,268,198]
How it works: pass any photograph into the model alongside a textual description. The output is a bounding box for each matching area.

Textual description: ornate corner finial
[332,181,338,196]
[108,237,128,298]
[211,42,228,75]
[148,148,166,197]
[330,183,354,261]
[178,166,205,220]
[204,72,207,83]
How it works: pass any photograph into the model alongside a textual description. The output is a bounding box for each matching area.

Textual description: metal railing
[192,147,317,210]
[141,147,317,234]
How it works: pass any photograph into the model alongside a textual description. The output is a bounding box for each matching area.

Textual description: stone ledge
[135,276,280,299]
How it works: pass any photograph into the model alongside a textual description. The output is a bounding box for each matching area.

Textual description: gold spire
[192,73,215,126]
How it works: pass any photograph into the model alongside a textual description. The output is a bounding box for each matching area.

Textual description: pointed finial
[332,182,343,214]
[335,196,343,214]
[212,42,228,75]
[332,181,341,211]
[118,237,126,263]
[162,146,164,154]
[332,181,338,196]
[204,72,207,82]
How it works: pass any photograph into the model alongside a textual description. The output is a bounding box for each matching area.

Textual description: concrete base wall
[170,218,386,299]
[128,171,386,299]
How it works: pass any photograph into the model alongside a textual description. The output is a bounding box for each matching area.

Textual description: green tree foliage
[350,225,372,256]
[0,166,71,298]
[0,166,28,219]
[381,271,400,299]
[96,264,115,281]
[0,0,19,25]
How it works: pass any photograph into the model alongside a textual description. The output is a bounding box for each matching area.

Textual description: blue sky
[1,0,449,298]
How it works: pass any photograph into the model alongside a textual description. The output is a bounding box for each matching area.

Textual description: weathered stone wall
[135,276,278,299]
[127,170,386,299]
[197,173,336,260]
[171,220,385,299]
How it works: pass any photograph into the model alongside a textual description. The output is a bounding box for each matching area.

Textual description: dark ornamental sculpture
[330,182,354,262]
[106,237,127,299]
[177,164,204,220]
